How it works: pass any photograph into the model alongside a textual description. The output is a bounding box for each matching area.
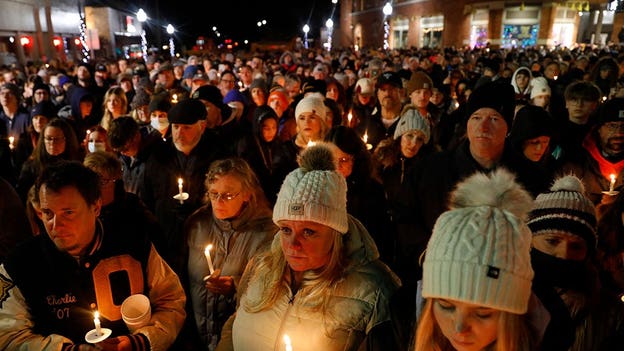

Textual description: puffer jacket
[186,200,277,350]
[217,216,402,351]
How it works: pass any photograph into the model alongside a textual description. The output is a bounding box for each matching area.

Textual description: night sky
[87,0,338,49]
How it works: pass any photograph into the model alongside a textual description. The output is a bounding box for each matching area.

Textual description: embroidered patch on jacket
[289,203,304,215]
[0,273,15,307]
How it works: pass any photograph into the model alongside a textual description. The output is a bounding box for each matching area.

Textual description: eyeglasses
[208,191,241,202]
[604,122,624,132]
[44,136,66,143]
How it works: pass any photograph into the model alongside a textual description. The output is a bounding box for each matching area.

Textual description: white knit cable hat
[295,94,327,121]
[422,168,535,314]
[393,107,431,143]
[273,142,348,233]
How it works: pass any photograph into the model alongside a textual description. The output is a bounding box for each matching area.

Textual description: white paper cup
[121,294,151,332]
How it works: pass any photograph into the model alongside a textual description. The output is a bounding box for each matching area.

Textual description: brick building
[338,0,624,49]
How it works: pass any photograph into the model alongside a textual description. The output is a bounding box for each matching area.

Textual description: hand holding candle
[204,244,215,275]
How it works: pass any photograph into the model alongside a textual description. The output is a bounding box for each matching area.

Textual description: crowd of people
[2,42,624,350]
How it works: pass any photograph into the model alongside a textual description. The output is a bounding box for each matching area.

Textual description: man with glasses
[562,97,624,205]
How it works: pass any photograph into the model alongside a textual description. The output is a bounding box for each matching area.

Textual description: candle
[204,244,215,275]
[610,174,616,193]
[178,178,184,197]
[603,96,608,102]
[347,111,353,126]
[362,132,372,150]
[8,136,14,150]
[94,311,102,335]
[283,334,292,351]
[171,94,178,104]
[306,140,316,148]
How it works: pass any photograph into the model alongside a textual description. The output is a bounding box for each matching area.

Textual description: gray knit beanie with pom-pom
[272,142,348,233]
[422,168,535,314]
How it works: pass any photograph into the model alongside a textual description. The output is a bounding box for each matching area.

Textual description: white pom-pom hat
[422,168,535,314]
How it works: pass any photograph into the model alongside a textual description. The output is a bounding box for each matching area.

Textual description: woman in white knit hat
[216,142,401,351]
[415,169,536,351]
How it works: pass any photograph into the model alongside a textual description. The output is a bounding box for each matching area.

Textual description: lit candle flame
[8,136,14,150]
[610,174,617,193]
[363,132,368,144]
[347,112,353,124]
[283,334,293,351]
[307,140,316,147]
[172,94,178,104]
[204,244,215,274]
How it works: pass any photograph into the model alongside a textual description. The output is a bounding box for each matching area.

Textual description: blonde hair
[100,86,128,131]
[243,229,345,313]
[414,299,533,351]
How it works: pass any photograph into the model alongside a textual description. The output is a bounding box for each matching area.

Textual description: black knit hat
[527,175,597,250]
[148,94,172,114]
[596,97,624,126]
[192,85,224,110]
[31,101,57,119]
[509,105,555,150]
[466,80,515,128]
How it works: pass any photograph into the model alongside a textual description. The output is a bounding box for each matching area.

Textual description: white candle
[94,311,102,335]
[362,132,372,150]
[8,136,14,150]
[610,174,616,193]
[178,178,184,197]
[204,244,215,275]
[283,334,293,351]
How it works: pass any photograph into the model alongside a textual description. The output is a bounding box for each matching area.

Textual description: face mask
[151,117,169,131]
[88,141,106,153]
[530,248,591,292]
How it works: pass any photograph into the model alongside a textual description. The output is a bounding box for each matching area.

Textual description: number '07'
[56,307,69,319]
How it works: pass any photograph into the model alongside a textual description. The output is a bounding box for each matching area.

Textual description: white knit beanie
[393,107,431,143]
[273,142,348,233]
[530,77,551,99]
[295,94,327,121]
[422,168,535,314]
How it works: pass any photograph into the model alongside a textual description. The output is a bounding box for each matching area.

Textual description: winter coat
[0,218,186,351]
[216,216,402,351]
[186,200,277,350]
[560,132,624,205]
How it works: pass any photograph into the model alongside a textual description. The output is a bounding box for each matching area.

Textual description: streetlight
[383,2,393,50]
[166,24,175,58]
[326,18,333,52]
[303,24,310,49]
[137,8,148,58]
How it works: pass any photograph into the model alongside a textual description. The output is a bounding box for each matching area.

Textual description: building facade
[0,0,143,66]
[339,0,624,50]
